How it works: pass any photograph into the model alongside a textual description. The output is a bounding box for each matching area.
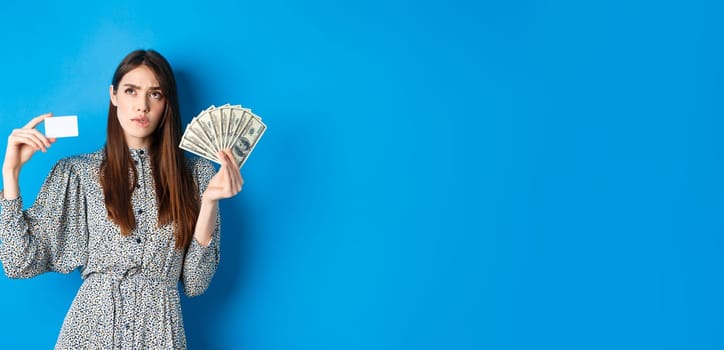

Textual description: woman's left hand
[203,149,244,202]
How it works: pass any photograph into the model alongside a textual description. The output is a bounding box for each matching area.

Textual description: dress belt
[85,268,177,348]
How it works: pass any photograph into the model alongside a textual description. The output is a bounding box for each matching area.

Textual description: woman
[0,49,241,348]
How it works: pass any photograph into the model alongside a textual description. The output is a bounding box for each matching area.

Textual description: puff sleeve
[0,159,89,278]
[181,158,221,297]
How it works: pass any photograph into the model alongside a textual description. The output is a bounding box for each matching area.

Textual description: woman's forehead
[120,65,160,88]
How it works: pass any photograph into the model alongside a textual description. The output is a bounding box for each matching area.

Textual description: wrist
[2,167,19,180]
[201,193,219,206]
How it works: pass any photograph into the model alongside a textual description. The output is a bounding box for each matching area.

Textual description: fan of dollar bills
[179,104,267,168]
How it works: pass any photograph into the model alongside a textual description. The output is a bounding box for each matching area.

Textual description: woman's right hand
[3,113,56,174]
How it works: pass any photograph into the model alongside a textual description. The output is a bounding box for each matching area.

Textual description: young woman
[0,49,242,348]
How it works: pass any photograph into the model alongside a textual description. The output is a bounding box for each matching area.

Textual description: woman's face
[109,65,166,149]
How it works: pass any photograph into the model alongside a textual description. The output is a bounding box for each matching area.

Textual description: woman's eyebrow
[122,83,161,90]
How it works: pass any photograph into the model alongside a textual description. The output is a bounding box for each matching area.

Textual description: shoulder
[35,149,103,193]
[59,149,104,166]
[184,155,216,180]
[53,149,103,174]
[39,149,103,186]
[184,155,216,194]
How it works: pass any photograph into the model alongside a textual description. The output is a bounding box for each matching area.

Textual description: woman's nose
[137,99,149,112]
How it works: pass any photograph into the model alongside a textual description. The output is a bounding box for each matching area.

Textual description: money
[179,104,266,168]
[231,115,266,168]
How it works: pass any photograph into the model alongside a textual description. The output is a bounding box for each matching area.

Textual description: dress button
[134,160,138,165]
[137,209,143,214]
[139,150,144,155]
[136,238,142,243]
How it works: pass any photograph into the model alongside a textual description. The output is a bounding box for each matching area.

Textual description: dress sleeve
[0,159,89,278]
[182,158,221,297]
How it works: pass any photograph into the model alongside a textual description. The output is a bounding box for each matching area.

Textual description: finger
[218,152,240,196]
[215,151,233,184]
[232,172,242,193]
[224,151,242,192]
[228,150,244,192]
[11,129,45,147]
[218,150,235,171]
[226,149,244,192]
[23,113,53,129]
[17,133,47,152]
[18,128,52,147]
[223,150,242,193]
[13,129,50,150]
[230,167,241,194]
[10,133,45,152]
[221,152,238,194]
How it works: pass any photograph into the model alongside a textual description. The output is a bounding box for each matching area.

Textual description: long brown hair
[101,49,199,249]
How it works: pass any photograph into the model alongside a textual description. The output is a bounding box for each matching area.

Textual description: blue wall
[1,0,723,349]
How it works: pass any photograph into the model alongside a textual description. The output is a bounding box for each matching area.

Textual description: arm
[0,114,87,278]
[0,159,89,278]
[193,150,242,246]
[183,150,243,296]
[193,198,219,246]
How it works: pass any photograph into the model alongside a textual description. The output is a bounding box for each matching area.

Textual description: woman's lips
[132,116,150,128]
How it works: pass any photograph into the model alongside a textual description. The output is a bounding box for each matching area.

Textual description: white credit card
[44,115,79,138]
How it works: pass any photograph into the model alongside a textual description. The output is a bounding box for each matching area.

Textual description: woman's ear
[109,85,118,106]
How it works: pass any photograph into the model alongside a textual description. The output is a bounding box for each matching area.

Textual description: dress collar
[129,147,148,158]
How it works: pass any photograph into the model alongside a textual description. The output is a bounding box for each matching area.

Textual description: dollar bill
[179,104,266,168]
[231,115,266,168]
[188,118,217,156]
[219,104,232,149]
[180,129,218,161]
[227,107,249,150]
[209,107,224,151]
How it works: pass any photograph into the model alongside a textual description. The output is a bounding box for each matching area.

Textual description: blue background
[0,0,723,349]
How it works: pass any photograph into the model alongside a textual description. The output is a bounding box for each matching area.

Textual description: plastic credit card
[44,115,79,138]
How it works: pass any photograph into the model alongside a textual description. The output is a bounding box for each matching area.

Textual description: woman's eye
[150,91,163,99]
[124,88,135,95]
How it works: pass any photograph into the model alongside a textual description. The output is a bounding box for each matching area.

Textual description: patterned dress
[0,148,220,349]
